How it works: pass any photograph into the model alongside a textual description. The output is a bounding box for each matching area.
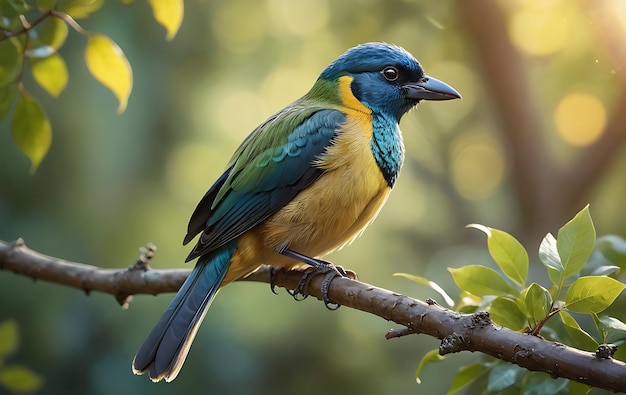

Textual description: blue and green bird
[132,42,460,382]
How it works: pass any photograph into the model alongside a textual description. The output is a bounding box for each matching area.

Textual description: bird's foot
[280,248,357,310]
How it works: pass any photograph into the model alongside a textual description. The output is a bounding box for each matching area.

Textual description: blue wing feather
[184,109,345,262]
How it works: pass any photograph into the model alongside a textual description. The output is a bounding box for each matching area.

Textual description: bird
[132,42,461,382]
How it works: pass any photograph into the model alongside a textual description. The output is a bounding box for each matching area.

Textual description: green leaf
[0,320,18,358]
[559,311,598,351]
[393,273,455,306]
[148,0,184,40]
[468,224,528,287]
[11,92,52,172]
[85,33,132,112]
[0,38,21,86]
[557,205,596,279]
[31,53,68,97]
[415,349,444,384]
[0,83,17,121]
[446,363,487,395]
[539,233,563,286]
[524,283,552,324]
[26,16,68,57]
[449,265,518,297]
[487,362,524,393]
[598,316,626,344]
[565,276,625,314]
[57,0,104,18]
[0,364,43,393]
[596,234,626,268]
[489,297,526,330]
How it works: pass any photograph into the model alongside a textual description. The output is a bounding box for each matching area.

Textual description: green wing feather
[184,104,345,262]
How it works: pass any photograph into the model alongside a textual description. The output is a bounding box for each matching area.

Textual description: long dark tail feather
[132,241,238,382]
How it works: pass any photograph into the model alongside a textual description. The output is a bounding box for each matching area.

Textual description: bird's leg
[279,248,355,310]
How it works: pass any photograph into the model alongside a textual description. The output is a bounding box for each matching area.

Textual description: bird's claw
[290,261,352,310]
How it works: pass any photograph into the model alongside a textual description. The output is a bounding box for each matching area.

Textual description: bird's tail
[132,241,238,382]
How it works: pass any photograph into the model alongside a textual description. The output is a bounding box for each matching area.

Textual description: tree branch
[1,238,626,392]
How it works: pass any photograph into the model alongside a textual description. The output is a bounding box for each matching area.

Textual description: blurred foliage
[1,0,626,394]
[0,320,43,394]
[413,206,626,393]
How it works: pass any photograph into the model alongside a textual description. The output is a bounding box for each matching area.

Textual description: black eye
[382,66,399,82]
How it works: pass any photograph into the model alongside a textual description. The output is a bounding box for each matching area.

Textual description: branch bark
[1,238,626,392]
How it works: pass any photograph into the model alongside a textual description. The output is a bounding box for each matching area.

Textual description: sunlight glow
[554,93,606,146]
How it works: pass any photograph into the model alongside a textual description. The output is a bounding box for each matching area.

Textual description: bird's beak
[404,75,461,101]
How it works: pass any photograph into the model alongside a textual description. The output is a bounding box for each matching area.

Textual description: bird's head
[313,43,461,121]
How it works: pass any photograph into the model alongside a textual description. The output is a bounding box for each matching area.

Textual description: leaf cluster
[402,205,626,394]
[0,0,183,171]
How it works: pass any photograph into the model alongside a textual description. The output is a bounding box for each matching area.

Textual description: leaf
[393,273,455,307]
[448,265,518,297]
[468,224,528,287]
[0,83,17,121]
[415,349,444,384]
[26,16,68,57]
[0,320,18,357]
[56,0,104,18]
[0,38,21,86]
[85,33,133,112]
[0,365,43,393]
[489,297,526,330]
[565,276,625,314]
[596,234,626,267]
[539,233,563,286]
[11,92,52,172]
[598,316,626,345]
[557,205,596,279]
[148,0,184,40]
[31,53,68,97]
[559,311,598,351]
[487,362,524,393]
[446,363,487,395]
[524,283,552,324]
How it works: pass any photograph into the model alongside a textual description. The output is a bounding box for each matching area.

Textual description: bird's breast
[259,111,392,261]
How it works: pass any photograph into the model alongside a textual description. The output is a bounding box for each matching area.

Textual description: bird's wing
[184,107,345,262]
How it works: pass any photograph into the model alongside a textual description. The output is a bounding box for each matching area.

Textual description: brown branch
[1,238,626,392]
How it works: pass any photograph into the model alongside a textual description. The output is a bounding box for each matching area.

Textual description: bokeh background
[2,0,626,394]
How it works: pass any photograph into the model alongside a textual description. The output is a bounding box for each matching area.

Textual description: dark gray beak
[404,75,461,101]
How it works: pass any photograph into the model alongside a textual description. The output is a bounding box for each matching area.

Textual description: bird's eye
[382,66,399,82]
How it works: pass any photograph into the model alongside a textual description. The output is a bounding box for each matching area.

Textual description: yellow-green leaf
[446,363,487,395]
[415,349,444,384]
[35,16,68,50]
[565,276,625,314]
[0,38,21,86]
[31,53,68,97]
[0,364,43,393]
[148,0,184,40]
[0,320,18,357]
[559,311,598,351]
[85,34,132,112]
[524,283,552,324]
[448,265,518,297]
[557,205,596,279]
[468,224,528,287]
[11,92,52,172]
[56,0,104,19]
[489,297,526,330]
